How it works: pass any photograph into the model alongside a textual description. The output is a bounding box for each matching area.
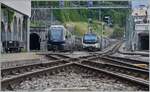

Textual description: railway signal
[104,16,113,27]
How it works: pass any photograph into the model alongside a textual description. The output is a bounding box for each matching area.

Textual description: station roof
[0,0,31,17]
[50,25,65,28]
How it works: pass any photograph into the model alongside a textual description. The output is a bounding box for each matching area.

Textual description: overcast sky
[132,0,148,9]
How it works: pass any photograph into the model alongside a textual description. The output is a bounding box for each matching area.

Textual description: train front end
[82,33,100,51]
[47,25,66,51]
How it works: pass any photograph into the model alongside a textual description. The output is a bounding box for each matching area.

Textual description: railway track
[86,41,149,70]
[1,60,69,80]
[81,60,149,81]
[118,50,149,57]
[106,55,149,68]
[2,62,149,91]
[75,42,149,81]
[100,41,149,69]
[75,63,149,87]
[2,42,149,91]
[71,54,149,81]
[107,55,149,65]
[1,63,72,91]
[77,53,148,71]
[1,54,73,90]
[2,53,149,91]
[88,56,149,70]
[70,42,149,81]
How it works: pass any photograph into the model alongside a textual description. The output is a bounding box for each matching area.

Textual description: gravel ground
[12,69,144,91]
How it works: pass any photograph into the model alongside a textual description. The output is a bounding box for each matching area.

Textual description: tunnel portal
[139,34,149,50]
[30,33,40,50]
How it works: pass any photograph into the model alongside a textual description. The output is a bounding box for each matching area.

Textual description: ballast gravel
[13,70,144,91]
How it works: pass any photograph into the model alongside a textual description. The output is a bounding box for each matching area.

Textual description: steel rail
[100,56,148,70]
[118,51,149,57]
[1,60,69,79]
[1,63,74,90]
[74,63,149,87]
[81,60,149,81]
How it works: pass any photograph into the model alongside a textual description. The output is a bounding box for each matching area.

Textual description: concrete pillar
[11,21,14,40]
[50,9,53,25]
[21,21,23,41]
[0,3,1,53]
[27,17,30,52]
[16,18,18,41]
[5,23,8,41]
[99,8,103,50]
[18,19,22,41]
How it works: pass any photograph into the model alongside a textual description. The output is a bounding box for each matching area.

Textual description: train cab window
[83,34,98,43]
[50,27,63,40]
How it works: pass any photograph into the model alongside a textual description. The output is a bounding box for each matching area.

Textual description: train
[2,41,23,53]
[82,33,100,51]
[47,25,73,51]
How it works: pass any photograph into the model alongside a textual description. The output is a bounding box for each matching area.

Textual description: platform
[118,42,149,57]
[1,52,41,62]
[36,51,90,58]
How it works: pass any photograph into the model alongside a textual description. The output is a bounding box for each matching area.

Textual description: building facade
[125,4,149,51]
[0,0,31,53]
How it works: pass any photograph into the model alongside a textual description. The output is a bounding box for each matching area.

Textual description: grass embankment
[30,20,114,37]
[64,22,88,36]
[64,21,113,37]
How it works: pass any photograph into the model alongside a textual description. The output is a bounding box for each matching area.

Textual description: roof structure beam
[32,6,129,10]
[32,0,130,1]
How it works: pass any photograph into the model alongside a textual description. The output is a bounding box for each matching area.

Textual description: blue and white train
[47,25,67,51]
[82,33,100,51]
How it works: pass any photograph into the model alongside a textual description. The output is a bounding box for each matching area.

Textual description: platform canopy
[0,0,31,17]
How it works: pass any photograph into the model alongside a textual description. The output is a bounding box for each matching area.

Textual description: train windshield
[50,27,63,41]
[83,34,97,43]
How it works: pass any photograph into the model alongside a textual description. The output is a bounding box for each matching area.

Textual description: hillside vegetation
[53,9,128,37]
[31,1,129,38]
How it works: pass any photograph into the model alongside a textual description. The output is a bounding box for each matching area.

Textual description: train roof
[84,33,97,35]
[50,25,65,28]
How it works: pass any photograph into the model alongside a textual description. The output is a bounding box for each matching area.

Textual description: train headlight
[95,43,99,48]
[82,43,87,47]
